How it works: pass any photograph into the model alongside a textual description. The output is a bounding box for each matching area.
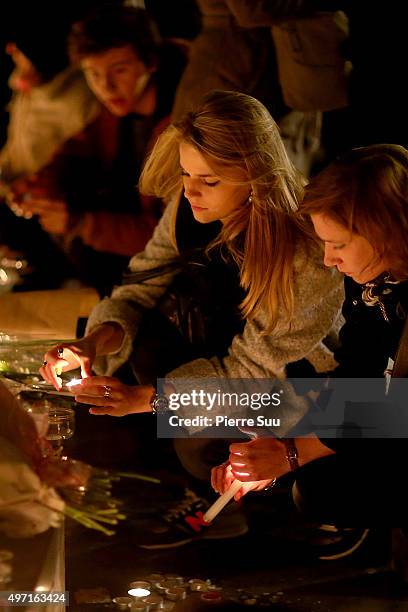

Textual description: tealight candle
[201,592,222,603]
[189,579,208,592]
[141,594,163,609]
[165,587,187,601]
[128,589,150,599]
[161,579,180,589]
[164,574,184,585]
[128,582,151,600]
[148,573,164,584]
[112,596,132,610]
[130,602,150,612]
[129,581,151,590]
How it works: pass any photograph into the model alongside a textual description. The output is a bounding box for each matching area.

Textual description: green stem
[115,471,161,484]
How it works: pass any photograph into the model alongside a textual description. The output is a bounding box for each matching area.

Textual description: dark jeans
[293,448,405,526]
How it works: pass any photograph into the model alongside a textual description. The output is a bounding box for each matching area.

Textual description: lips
[107,98,126,106]
[188,201,207,211]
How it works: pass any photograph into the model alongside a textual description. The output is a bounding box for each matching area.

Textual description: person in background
[0,3,101,289]
[12,5,186,294]
[0,4,100,183]
[212,144,408,562]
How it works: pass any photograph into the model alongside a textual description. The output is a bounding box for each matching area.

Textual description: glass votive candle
[160,579,180,590]
[165,587,187,601]
[112,596,132,610]
[148,573,164,585]
[201,592,223,603]
[164,574,184,585]
[130,602,150,612]
[128,581,151,600]
[141,594,163,609]
[189,579,209,592]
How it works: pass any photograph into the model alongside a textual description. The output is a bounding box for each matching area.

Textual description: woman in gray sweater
[41,90,342,431]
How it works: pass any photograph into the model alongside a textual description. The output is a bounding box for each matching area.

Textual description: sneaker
[311,524,370,560]
[138,488,249,550]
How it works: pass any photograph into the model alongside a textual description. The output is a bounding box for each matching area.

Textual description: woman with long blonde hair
[41,89,342,403]
[40,90,342,546]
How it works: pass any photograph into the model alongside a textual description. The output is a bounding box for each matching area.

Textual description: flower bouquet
[0,378,137,538]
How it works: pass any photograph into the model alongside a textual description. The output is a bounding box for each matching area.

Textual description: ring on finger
[43,360,48,366]
[103,385,112,399]
[57,347,64,359]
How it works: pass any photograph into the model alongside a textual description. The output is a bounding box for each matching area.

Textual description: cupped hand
[210,461,274,501]
[73,376,155,417]
[229,437,289,482]
[40,339,96,390]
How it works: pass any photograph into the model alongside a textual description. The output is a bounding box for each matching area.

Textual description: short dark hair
[68,5,161,68]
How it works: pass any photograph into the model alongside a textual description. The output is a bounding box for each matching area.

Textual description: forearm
[86,322,125,355]
[74,211,157,257]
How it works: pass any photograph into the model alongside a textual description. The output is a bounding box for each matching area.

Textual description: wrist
[281,438,299,471]
[149,388,170,414]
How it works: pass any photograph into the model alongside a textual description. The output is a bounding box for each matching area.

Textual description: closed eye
[181,171,220,187]
[333,243,346,250]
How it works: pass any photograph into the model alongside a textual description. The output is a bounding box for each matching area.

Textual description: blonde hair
[300,144,408,280]
[140,90,308,330]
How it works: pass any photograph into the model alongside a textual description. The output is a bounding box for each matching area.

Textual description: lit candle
[128,581,151,600]
[65,378,82,388]
[189,579,209,592]
[203,479,243,523]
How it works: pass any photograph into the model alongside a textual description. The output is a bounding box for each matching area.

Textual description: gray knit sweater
[86,197,344,432]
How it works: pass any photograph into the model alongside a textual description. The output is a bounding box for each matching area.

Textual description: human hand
[72,377,155,417]
[40,339,96,390]
[211,461,274,501]
[229,437,289,482]
[20,197,69,234]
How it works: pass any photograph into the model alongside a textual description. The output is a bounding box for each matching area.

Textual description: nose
[97,74,116,96]
[183,177,201,199]
[324,244,342,267]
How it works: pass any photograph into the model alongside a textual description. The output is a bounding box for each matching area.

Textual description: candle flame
[128,588,150,598]
[66,378,82,388]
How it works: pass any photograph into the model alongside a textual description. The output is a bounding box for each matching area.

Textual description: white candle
[203,479,243,523]
[65,378,82,388]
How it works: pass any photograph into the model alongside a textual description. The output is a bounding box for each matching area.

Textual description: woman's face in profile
[179,142,250,224]
[311,213,388,284]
